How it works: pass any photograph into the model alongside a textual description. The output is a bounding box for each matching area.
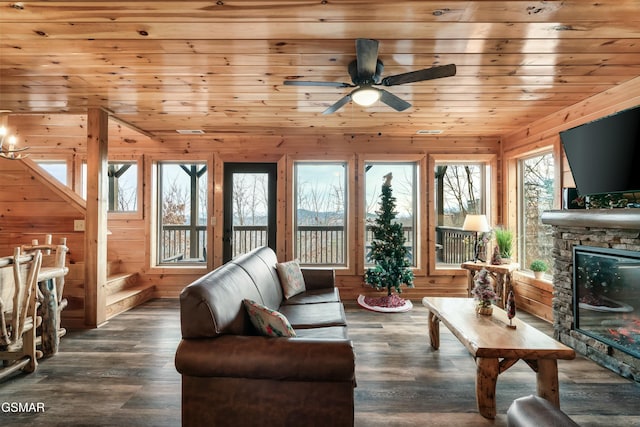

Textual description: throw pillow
[276,259,306,299]
[243,299,296,338]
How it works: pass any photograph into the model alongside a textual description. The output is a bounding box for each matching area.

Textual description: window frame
[79,155,144,220]
[359,154,425,277]
[148,155,212,273]
[516,149,557,278]
[287,155,356,275]
[32,155,73,187]
[292,160,349,268]
[427,153,497,276]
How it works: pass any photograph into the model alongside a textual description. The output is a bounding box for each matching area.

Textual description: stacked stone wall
[550,225,640,382]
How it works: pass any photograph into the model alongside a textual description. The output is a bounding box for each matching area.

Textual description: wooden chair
[21,235,69,357]
[0,248,42,380]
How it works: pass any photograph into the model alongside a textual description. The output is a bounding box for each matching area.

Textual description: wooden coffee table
[422,297,575,419]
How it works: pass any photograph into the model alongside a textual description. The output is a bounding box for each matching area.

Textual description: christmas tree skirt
[357,294,413,313]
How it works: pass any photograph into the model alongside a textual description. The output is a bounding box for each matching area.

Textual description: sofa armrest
[301,268,335,290]
[175,335,355,382]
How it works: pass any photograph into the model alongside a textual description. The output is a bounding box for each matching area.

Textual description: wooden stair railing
[0,248,43,380]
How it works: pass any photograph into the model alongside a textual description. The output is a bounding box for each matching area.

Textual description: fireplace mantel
[541,209,640,229]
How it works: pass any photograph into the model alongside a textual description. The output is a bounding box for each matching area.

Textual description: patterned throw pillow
[243,299,296,337]
[276,259,306,299]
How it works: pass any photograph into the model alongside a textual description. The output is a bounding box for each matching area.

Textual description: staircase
[105,260,155,320]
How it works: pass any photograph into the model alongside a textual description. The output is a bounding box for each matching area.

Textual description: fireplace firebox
[574,245,640,359]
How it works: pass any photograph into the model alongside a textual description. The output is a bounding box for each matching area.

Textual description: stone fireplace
[541,210,640,382]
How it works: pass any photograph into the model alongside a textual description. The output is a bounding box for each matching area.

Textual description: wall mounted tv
[559,105,640,196]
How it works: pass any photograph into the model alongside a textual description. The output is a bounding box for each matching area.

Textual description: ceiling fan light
[352,87,380,106]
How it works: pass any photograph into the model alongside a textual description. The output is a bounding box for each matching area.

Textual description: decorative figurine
[506,290,517,329]
[491,246,502,265]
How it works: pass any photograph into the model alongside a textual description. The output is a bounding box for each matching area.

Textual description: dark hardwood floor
[1,299,639,426]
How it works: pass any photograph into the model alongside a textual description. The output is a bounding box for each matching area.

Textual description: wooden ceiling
[1,1,639,140]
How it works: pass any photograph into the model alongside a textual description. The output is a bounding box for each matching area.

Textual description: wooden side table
[461,261,519,308]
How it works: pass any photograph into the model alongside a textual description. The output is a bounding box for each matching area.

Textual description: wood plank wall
[501,76,640,320]
[0,159,86,325]
[2,76,639,323]
[2,113,500,306]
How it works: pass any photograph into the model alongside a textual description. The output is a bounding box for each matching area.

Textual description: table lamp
[462,214,491,262]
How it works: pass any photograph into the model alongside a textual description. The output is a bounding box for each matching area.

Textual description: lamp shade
[462,214,491,232]
[351,87,380,106]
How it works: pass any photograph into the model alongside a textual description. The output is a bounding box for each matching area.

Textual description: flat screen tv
[559,105,640,196]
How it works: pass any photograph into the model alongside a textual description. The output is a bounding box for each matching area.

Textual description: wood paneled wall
[3,113,501,304]
[501,76,640,320]
[2,75,639,320]
[0,158,86,325]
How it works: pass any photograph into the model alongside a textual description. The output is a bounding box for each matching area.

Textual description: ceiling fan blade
[283,80,352,88]
[355,38,379,78]
[379,89,411,112]
[323,94,352,115]
[381,63,457,86]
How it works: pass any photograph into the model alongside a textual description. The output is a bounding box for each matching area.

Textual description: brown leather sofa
[175,246,356,427]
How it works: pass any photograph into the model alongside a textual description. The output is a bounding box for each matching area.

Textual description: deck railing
[161,224,207,262]
[435,226,475,264]
[160,224,474,265]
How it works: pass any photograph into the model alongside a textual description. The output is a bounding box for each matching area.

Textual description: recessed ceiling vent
[416,129,443,135]
[176,129,205,135]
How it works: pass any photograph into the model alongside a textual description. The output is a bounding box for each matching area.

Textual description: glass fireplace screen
[573,245,640,359]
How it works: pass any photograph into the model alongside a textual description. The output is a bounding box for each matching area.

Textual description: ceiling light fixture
[0,126,29,160]
[351,86,380,107]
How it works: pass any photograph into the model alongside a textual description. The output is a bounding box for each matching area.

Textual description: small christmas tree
[364,173,414,296]
[471,269,497,314]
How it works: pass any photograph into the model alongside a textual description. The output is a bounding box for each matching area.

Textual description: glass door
[223,163,277,262]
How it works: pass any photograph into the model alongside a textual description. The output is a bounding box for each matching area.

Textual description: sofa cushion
[180,263,263,338]
[294,326,349,340]
[279,302,347,329]
[232,248,283,309]
[276,259,306,299]
[281,287,341,305]
[244,299,297,337]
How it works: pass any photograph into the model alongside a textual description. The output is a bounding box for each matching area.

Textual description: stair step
[106,272,139,295]
[107,260,123,276]
[105,284,155,320]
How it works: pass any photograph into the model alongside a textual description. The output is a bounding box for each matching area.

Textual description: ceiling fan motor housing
[349,59,384,85]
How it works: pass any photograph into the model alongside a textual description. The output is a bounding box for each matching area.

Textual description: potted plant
[494,227,514,263]
[529,259,548,279]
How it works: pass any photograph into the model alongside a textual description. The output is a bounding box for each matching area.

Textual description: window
[108,162,138,212]
[156,162,207,265]
[35,160,68,185]
[433,161,491,267]
[81,160,140,214]
[364,162,417,267]
[294,162,347,266]
[518,152,555,275]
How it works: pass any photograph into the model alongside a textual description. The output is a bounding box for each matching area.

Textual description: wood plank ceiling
[1,1,639,139]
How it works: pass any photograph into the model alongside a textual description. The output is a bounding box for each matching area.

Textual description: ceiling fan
[283,38,456,115]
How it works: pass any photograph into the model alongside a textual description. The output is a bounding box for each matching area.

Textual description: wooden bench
[422,297,575,419]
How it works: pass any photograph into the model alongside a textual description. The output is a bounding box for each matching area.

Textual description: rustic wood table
[461,261,519,308]
[422,297,575,419]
